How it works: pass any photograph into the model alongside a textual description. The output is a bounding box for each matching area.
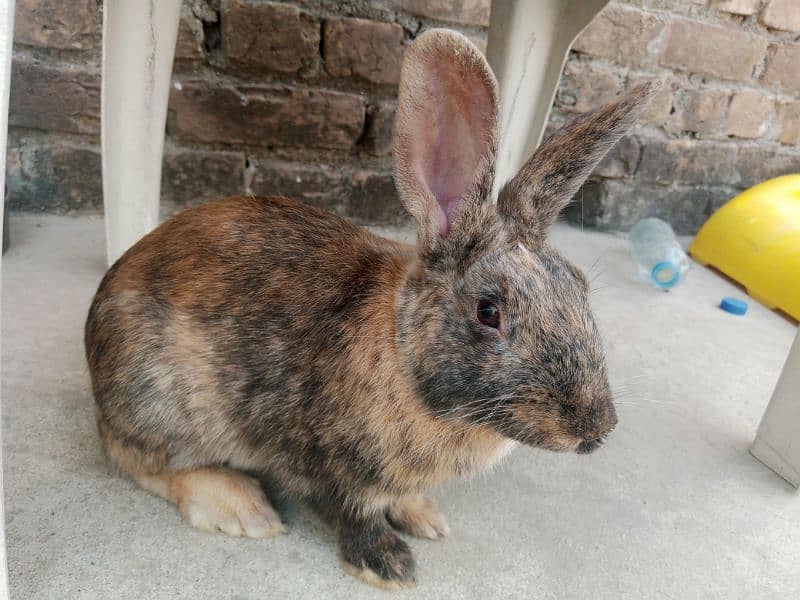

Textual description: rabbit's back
[92,195,408,316]
[86,195,414,488]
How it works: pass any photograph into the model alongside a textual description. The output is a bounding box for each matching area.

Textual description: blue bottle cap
[720,297,748,315]
[651,261,680,289]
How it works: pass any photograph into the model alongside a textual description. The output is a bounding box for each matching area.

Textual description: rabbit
[85,28,658,590]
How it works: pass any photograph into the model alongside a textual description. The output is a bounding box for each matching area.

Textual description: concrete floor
[2,213,798,599]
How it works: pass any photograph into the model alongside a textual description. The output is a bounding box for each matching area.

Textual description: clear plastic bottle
[628,218,689,290]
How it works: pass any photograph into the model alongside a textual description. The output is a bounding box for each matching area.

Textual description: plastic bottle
[628,217,690,290]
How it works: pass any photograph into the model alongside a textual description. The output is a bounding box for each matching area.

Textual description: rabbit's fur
[86,29,658,589]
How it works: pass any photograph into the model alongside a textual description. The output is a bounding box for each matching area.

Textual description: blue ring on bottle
[651,261,680,289]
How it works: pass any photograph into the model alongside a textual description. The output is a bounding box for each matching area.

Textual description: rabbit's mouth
[493,401,616,454]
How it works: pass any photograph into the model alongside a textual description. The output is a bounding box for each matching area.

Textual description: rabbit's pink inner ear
[411,66,496,236]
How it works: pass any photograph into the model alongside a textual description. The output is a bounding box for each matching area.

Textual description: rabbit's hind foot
[147,467,286,538]
[99,416,285,538]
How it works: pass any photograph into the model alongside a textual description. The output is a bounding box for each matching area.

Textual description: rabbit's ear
[393,29,498,252]
[498,81,661,244]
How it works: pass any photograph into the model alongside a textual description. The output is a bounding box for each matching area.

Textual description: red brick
[175,9,205,61]
[9,61,100,135]
[736,146,800,187]
[168,82,366,150]
[573,4,663,67]
[660,19,767,81]
[628,75,673,126]
[638,139,739,185]
[223,1,319,73]
[642,0,705,8]
[675,88,729,135]
[248,161,405,223]
[348,170,405,223]
[567,179,721,235]
[248,160,346,209]
[14,0,100,50]
[760,0,800,32]
[556,62,623,113]
[363,101,396,156]
[762,42,800,93]
[777,102,800,145]
[726,90,774,139]
[391,0,490,27]
[6,135,102,213]
[323,18,404,85]
[161,149,246,209]
[713,0,760,15]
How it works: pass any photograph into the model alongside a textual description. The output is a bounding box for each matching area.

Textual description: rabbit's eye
[477,300,501,329]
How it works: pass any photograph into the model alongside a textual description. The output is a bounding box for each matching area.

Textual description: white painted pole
[751,329,800,488]
[0,0,15,595]
[486,0,609,194]
[101,0,181,265]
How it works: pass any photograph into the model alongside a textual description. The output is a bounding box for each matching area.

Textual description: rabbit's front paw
[388,494,450,540]
[338,518,416,590]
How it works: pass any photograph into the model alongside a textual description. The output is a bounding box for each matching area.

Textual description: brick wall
[6,0,488,222]
[561,0,800,233]
[6,0,800,233]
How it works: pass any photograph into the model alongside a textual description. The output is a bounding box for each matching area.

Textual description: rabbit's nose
[576,438,602,454]
[577,400,617,451]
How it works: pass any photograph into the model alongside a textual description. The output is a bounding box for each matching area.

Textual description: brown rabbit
[85,29,657,589]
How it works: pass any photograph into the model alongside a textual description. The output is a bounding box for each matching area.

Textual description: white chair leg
[101,0,182,265]
[0,0,15,596]
[487,0,609,192]
[751,329,800,488]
